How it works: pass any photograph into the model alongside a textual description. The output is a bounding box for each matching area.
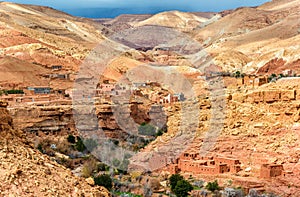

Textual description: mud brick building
[167,152,241,175]
[260,164,283,179]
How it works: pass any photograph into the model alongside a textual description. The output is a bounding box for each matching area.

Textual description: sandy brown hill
[0,2,110,89]
[97,14,152,35]
[194,7,275,44]
[132,11,209,31]
[0,101,110,196]
[0,56,49,87]
[0,2,106,68]
[258,0,299,11]
[192,0,300,74]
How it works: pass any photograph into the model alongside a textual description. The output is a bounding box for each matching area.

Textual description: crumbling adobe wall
[233,89,297,103]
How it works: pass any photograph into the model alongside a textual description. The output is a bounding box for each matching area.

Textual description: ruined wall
[231,89,298,103]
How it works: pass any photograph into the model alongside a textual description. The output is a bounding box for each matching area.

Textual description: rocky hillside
[131,11,209,31]
[0,1,108,88]
[0,101,110,196]
[192,0,300,74]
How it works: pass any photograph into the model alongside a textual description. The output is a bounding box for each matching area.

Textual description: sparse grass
[81,158,97,178]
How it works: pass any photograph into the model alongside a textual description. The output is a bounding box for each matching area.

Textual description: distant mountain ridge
[62,7,203,18]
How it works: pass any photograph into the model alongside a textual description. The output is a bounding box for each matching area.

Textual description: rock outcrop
[0,101,111,196]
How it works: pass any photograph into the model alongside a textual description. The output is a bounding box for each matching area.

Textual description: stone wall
[231,89,298,103]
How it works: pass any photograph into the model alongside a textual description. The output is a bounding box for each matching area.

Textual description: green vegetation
[169,174,184,190]
[2,89,24,95]
[72,136,98,152]
[112,158,121,167]
[94,174,113,190]
[97,162,107,171]
[155,129,164,137]
[268,73,277,82]
[138,122,157,136]
[169,174,193,197]
[112,191,142,197]
[67,134,76,144]
[37,143,43,153]
[205,180,220,192]
[81,158,97,178]
[75,137,86,152]
[234,71,241,78]
[173,180,193,197]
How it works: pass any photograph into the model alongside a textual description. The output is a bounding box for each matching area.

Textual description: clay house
[65,89,84,99]
[214,157,241,173]
[49,73,70,80]
[132,82,147,90]
[160,93,185,104]
[160,94,178,104]
[96,83,115,95]
[168,152,242,175]
[223,76,243,88]
[25,87,51,95]
[260,164,283,179]
[51,65,62,71]
[174,93,185,101]
[253,76,268,87]
[282,69,295,77]
[113,84,131,96]
[242,75,256,87]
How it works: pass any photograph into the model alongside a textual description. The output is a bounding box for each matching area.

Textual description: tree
[173,180,193,197]
[235,71,241,78]
[94,174,113,190]
[271,73,277,78]
[205,180,220,192]
[169,174,184,191]
[138,122,157,136]
[75,137,86,152]
[67,134,76,144]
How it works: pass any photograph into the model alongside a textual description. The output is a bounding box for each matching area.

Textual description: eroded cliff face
[8,101,166,144]
[0,101,110,196]
[9,104,75,135]
[0,101,13,132]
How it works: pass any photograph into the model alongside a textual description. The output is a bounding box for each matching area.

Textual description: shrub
[155,129,164,137]
[75,137,86,152]
[94,174,113,190]
[205,180,220,192]
[37,143,43,153]
[56,141,71,154]
[173,180,193,197]
[67,134,76,144]
[97,163,107,171]
[112,158,121,167]
[169,174,184,191]
[138,123,156,136]
[5,89,24,94]
[234,71,241,78]
[81,158,97,178]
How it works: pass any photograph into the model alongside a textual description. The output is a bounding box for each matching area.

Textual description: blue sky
[5,0,271,18]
